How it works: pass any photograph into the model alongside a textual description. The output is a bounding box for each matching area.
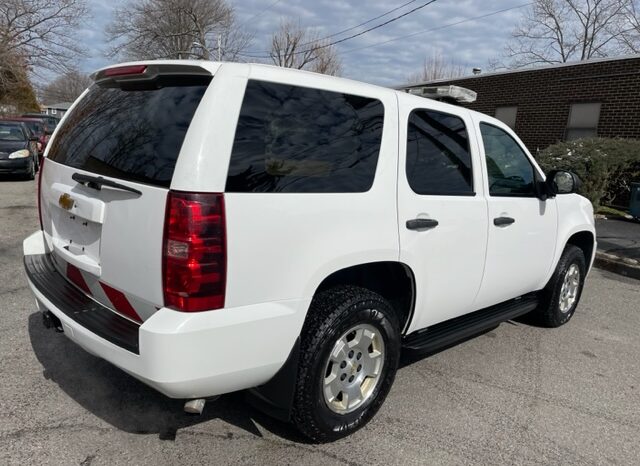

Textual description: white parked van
[24,61,595,442]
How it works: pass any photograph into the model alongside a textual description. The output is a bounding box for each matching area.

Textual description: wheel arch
[313,261,416,334]
[566,230,596,267]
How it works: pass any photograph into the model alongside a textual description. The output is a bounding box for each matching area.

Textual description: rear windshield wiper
[72,173,142,195]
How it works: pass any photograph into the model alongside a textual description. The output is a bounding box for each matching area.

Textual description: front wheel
[292,285,401,442]
[537,244,587,327]
[25,158,36,180]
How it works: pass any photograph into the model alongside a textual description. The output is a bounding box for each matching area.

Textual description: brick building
[401,55,640,153]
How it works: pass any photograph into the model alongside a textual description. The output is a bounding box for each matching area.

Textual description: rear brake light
[104,65,147,77]
[163,191,226,312]
[37,158,45,230]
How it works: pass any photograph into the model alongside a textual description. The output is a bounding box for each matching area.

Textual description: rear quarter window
[226,80,385,193]
[47,76,211,187]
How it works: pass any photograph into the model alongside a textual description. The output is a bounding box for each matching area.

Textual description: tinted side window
[480,123,536,197]
[406,110,473,195]
[226,80,384,193]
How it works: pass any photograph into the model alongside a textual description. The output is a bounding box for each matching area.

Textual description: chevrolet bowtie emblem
[58,193,75,211]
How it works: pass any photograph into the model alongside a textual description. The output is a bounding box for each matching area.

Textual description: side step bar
[402,293,540,357]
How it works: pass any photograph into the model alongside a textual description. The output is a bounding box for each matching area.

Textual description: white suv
[23,61,596,442]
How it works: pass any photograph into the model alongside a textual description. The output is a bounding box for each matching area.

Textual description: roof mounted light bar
[407,85,477,104]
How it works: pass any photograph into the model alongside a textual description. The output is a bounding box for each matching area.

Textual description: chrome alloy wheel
[559,263,580,313]
[322,322,385,414]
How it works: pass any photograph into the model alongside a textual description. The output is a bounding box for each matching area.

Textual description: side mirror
[547,170,580,195]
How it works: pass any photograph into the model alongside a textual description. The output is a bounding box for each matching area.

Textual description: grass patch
[597,206,630,218]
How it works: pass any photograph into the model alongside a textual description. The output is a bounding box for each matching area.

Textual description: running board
[402,293,540,357]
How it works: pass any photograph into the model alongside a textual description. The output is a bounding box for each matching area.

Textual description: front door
[472,119,558,309]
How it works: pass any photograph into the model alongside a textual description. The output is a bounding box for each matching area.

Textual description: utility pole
[217,34,221,61]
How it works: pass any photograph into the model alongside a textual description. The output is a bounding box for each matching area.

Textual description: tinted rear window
[226,80,384,193]
[48,77,210,187]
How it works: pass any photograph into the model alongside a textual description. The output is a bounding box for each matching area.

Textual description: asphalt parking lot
[1,178,639,465]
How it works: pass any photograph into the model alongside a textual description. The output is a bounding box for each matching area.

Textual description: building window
[566,103,600,140]
[494,106,517,129]
[50,108,57,115]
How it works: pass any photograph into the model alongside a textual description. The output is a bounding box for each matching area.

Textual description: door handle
[406,218,439,230]
[493,216,515,226]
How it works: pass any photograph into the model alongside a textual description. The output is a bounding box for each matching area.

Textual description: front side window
[406,109,473,195]
[226,80,384,193]
[480,123,536,197]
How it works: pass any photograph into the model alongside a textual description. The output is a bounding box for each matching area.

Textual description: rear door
[398,99,489,332]
[40,64,214,322]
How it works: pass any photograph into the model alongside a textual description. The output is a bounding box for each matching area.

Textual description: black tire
[292,285,401,442]
[25,158,36,180]
[536,244,586,327]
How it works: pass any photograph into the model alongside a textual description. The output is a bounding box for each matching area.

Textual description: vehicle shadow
[27,312,306,442]
[0,174,32,182]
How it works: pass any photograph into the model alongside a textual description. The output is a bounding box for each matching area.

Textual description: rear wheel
[292,285,400,442]
[537,244,586,327]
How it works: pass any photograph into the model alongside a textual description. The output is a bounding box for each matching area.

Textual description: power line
[296,0,419,49]
[237,0,282,29]
[340,3,533,56]
[239,0,438,59]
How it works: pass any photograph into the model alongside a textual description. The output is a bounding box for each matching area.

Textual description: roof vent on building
[407,85,477,104]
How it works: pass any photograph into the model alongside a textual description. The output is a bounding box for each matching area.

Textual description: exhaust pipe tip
[184,398,206,415]
[42,310,63,332]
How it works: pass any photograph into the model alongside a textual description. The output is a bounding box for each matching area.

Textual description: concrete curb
[594,251,640,280]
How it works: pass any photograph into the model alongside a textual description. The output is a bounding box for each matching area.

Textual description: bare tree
[39,69,93,103]
[106,0,251,61]
[620,1,640,51]
[503,0,640,68]
[406,51,468,84]
[269,20,342,76]
[0,0,89,76]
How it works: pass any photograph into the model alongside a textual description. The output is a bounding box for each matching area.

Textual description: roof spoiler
[92,63,212,85]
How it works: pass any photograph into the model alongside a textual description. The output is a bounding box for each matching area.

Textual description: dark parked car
[21,113,60,129]
[0,121,39,179]
[1,117,52,158]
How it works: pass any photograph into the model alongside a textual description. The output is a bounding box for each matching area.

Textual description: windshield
[0,124,26,141]
[48,76,211,187]
[24,121,43,135]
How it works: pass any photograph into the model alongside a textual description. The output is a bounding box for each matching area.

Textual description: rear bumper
[23,231,308,399]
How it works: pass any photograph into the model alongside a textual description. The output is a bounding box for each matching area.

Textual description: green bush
[537,138,640,210]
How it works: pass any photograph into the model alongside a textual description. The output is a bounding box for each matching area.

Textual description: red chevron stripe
[99,282,142,323]
[66,263,91,295]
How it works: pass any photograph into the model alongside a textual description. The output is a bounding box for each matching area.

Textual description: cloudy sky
[78,0,530,86]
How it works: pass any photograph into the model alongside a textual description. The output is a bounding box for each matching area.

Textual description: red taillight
[104,65,147,77]
[37,158,45,230]
[162,191,226,312]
